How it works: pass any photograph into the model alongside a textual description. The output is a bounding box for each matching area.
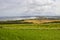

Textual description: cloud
[55,0,60,16]
[0,0,56,16]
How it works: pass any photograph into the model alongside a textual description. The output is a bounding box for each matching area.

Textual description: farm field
[0,28,60,40]
[0,23,60,40]
[23,19,60,24]
[0,23,60,29]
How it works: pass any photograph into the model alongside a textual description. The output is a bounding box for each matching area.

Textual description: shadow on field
[0,26,3,28]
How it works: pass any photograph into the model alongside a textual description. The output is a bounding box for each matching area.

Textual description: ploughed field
[0,20,60,40]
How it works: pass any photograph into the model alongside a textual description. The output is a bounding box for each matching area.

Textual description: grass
[0,23,60,40]
[0,23,60,29]
[0,29,60,40]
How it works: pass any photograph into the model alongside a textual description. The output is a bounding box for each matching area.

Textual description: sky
[56,0,60,16]
[0,0,59,17]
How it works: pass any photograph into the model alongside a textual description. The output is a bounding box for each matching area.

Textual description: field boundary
[3,27,60,29]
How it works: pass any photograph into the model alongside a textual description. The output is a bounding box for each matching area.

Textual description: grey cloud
[0,0,56,16]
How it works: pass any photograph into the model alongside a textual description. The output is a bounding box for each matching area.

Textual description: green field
[0,23,60,40]
[0,23,60,29]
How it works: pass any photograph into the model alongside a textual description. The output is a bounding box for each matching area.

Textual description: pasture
[0,23,60,29]
[0,20,60,40]
[0,29,60,40]
[0,23,60,40]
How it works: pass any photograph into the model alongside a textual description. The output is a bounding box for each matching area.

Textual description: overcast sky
[0,0,59,17]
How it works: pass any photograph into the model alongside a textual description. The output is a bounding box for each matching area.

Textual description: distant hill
[0,16,60,21]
